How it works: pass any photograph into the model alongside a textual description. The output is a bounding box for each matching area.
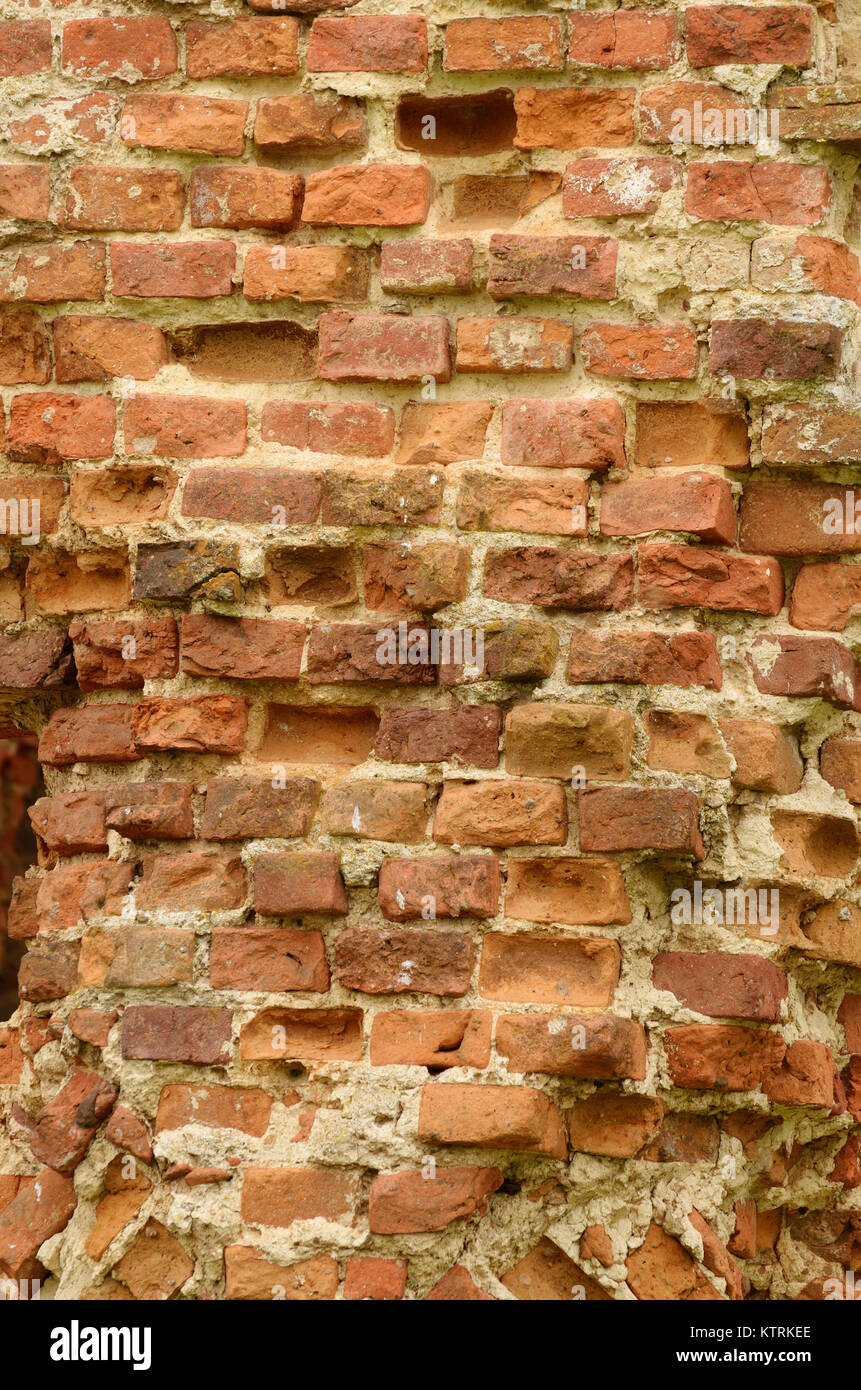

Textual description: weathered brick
[418,1083,567,1158]
[121,94,248,157]
[335,927,474,996]
[308,16,427,72]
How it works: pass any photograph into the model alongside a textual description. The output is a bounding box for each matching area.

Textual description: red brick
[121,94,248,157]
[321,469,442,526]
[370,1010,492,1068]
[335,926,474,996]
[444,17,563,71]
[261,401,393,457]
[321,780,426,841]
[201,777,318,840]
[0,1169,76,1281]
[456,315,573,373]
[500,397,625,470]
[239,1008,362,1062]
[182,467,321,524]
[132,695,248,753]
[318,311,450,382]
[111,242,235,299]
[303,164,430,227]
[343,1258,406,1301]
[487,234,617,300]
[378,855,500,920]
[38,705,138,766]
[640,80,770,144]
[568,11,678,68]
[191,168,301,231]
[425,1266,496,1301]
[241,1168,359,1229]
[210,929,329,993]
[0,312,51,384]
[820,736,861,803]
[369,1167,501,1233]
[762,403,861,465]
[182,615,304,682]
[790,563,861,631]
[122,1005,232,1064]
[505,857,631,925]
[418,1083,567,1158]
[396,91,516,156]
[685,5,813,66]
[381,239,474,295]
[103,782,193,840]
[839,995,861,1053]
[765,1039,834,1107]
[156,1084,271,1137]
[479,933,620,1007]
[9,93,118,154]
[434,779,567,846]
[253,851,347,916]
[496,1012,647,1079]
[719,719,803,793]
[653,951,787,1021]
[505,702,633,781]
[0,21,52,78]
[740,481,861,557]
[638,543,784,615]
[243,245,368,303]
[580,786,704,856]
[0,631,73,691]
[375,706,500,769]
[30,791,107,855]
[665,1023,784,1091]
[186,18,299,78]
[601,472,736,543]
[54,315,168,382]
[62,17,177,80]
[457,471,589,537]
[136,850,246,911]
[308,16,427,72]
[125,395,245,457]
[504,1238,612,1300]
[563,156,678,216]
[771,808,859,877]
[751,235,860,301]
[70,616,178,691]
[0,165,50,221]
[709,318,841,380]
[581,322,697,379]
[224,1248,338,1302]
[26,550,130,616]
[515,87,635,150]
[29,1067,117,1172]
[686,161,830,225]
[9,392,115,463]
[483,546,633,610]
[567,1093,667,1158]
[254,94,367,153]
[626,1223,721,1301]
[0,240,106,304]
[747,633,859,708]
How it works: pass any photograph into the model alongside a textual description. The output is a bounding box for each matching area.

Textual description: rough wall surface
[0,0,860,1304]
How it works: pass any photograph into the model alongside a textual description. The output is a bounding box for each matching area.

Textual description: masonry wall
[0,0,860,1303]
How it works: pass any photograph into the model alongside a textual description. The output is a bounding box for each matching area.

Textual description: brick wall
[0,0,860,1302]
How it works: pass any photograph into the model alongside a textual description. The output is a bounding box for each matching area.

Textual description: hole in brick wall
[169,321,318,383]
[0,729,43,1022]
[395,90,516,157]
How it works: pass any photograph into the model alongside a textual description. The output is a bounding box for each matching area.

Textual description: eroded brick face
[0,0,859,1310]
